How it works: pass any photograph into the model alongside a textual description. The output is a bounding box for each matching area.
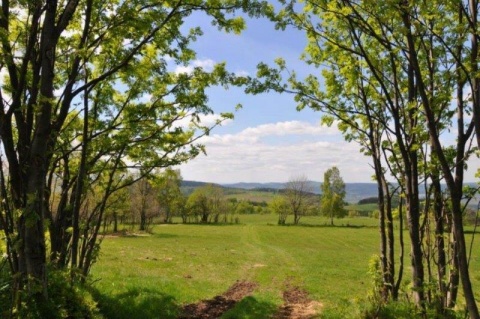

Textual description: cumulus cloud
[174,59,216,75]
[240,121,338,137]
[180,119,480,184]
[199,121,340,145]
[178,120,374,183]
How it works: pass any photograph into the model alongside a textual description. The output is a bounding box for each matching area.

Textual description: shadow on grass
[151,233,180,239]
[92,287,180,319]
[267,223,376,229]
[216,296,278,319]
[179,222,243,227]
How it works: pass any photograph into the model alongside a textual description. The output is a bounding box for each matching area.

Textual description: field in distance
[91,214,480,318]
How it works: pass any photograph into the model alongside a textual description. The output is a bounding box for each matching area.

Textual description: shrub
[2,268,102,319]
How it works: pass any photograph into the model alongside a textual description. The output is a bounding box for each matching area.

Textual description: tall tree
[320,167,346,226]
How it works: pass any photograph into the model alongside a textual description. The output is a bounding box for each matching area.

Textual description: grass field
[90,214,480,318]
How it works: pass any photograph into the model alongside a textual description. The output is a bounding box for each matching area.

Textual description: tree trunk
[113,212,118,233]
[432,176,447,309]
[447,233,459,308]
[451,195,479,318]
[405,172,425,307]
[140,208,147,231]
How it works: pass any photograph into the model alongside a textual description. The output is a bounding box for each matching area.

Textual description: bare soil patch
[179,281,257,319]
[273,286,323,319]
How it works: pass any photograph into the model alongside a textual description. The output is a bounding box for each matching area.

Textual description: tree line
[104,168,347,229]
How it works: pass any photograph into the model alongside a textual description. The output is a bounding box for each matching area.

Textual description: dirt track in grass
[179,280,322,319]
[273,285,323,319]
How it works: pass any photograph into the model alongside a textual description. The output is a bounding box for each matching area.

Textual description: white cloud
[240,120,338,137]
[174,59,216,75]
[199,121,339,145]
[235,70,250,77]
[179,119,480,184]
[178,120,374,183]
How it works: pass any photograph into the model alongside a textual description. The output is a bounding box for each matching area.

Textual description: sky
[174,11,480,184]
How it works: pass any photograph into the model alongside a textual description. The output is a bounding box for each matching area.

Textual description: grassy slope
[91,215,480,318]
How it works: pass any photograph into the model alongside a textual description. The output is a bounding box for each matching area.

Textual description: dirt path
[178,281,322,319]
[179,281,257,319]
[273,285,323,319]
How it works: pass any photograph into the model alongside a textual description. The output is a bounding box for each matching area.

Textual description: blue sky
[175,12,480,184]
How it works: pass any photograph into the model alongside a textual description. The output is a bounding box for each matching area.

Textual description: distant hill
[221,182,286,190]
[182,180,479,206]
[181,180,219,188]
[221,181,380,203]
[182,181,379,203]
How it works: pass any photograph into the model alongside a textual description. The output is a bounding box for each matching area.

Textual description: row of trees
[254,0,480,317]
[100,172,270,231]
[100,168,347,230]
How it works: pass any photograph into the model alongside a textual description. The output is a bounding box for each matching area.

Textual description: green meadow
[90,214,480,318]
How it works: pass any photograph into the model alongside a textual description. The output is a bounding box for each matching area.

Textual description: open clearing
[91,215,480,318]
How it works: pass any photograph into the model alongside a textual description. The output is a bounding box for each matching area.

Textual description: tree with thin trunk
[154,169,183,223]
[284,175,315,225]
[320,167,346,226]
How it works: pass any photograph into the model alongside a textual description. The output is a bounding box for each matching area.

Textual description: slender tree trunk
[451,195,479,318]
[405,169,425,307]
[447,233,459,308]
[140,208,147,231]
[375,166,390,299]
[113,212,118,233]
[395,196,405,298]
[432,175,447,309]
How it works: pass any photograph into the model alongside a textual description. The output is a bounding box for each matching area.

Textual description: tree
[269,195,290,225]
[130,178,158,232]
[320,167,346,226]
[186,184,225,223]
[284,175,315,225]
[236,201,256,215]
[0,0,272,312]
[154,169,183,223]
[104,186,130,233]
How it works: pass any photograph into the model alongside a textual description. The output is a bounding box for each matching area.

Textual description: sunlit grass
[91,214,480,318]
[91,215,379,317]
